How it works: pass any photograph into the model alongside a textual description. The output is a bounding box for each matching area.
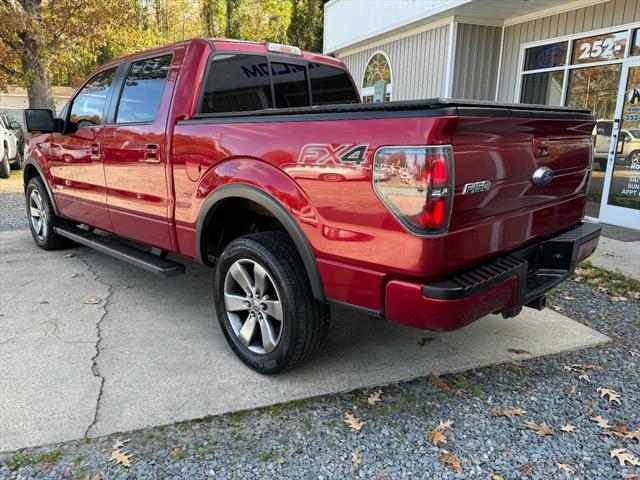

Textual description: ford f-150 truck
[23,39,601,374]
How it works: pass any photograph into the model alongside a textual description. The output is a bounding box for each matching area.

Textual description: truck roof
[100,38,345,70]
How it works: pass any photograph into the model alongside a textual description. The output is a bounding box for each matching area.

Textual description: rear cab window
[115,54,172,124]
[199,53,358,114]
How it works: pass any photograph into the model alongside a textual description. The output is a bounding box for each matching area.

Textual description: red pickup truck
[23,39,601,373]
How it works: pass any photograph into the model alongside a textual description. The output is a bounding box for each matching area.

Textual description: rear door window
[201,54,273,113]
[271,62,309,108]
[116,55,172,124]
[309,63,359,105]
[69,68,117,128]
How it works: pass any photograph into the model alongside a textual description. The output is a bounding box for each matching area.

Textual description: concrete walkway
[0,230,610,452]
[589,236,640,280]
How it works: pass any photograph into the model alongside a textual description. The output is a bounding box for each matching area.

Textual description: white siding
[453,24,502,100]
[497,0,640,102]
[338,24,450,100]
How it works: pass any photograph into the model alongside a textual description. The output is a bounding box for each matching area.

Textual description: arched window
[362,51,392,103]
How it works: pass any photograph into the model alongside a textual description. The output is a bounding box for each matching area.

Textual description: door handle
[90,142,100,160]
[143,143,160,164]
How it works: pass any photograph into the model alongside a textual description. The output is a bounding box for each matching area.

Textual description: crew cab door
[50,67,118,230]
[101,52,178,250]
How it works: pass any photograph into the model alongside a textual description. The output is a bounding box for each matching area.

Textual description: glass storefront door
[599,59,640,230]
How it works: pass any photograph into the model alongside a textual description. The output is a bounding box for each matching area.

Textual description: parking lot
[0,224,612,453]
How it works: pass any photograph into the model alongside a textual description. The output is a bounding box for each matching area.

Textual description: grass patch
[258,451,277,463]
[6,449,63,470]
[259,399,309,416]
[171,447,187,460]
[574,261,640,299]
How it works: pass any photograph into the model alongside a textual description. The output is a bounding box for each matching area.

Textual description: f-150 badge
[298,143,369,166]
[462,180,491,194]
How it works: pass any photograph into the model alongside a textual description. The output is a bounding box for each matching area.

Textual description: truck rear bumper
[384,222,601,331]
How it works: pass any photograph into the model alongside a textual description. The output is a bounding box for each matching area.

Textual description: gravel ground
[0,192,27,232]
[1,273,639,479]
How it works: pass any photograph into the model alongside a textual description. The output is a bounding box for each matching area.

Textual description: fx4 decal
[298,143,369,167]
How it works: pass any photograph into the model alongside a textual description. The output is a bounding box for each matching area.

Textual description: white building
[324,0,640,231]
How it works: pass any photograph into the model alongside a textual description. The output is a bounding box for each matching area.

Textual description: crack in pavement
[77,252,114,439]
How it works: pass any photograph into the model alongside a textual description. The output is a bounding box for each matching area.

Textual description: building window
[362,51,392,103]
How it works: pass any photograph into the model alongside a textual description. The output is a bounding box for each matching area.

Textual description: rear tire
[0,150,9,179]
[597,158,607,171]
[213,231,330,374]
[26,176,73,250]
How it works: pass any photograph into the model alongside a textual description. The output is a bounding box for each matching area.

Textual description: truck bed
[189,98,593,122]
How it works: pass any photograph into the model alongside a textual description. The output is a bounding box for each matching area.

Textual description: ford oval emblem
[532,167,554,186]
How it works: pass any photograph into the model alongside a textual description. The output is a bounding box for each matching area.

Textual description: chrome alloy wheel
[223,258,284,354]
[29,189,48,241]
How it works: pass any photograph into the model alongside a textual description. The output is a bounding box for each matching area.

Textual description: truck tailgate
[445,111,595,268]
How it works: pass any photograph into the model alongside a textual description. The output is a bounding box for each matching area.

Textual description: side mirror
[9,120,21,130]
[24,109,55,133]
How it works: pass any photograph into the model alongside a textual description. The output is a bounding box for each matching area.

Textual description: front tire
[213,231,330,374]
[26,176,73,250]
[0,150,9,178]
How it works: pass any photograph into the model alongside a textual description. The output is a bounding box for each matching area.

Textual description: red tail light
[373,145,454,235]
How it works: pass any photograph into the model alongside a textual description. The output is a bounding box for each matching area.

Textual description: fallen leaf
[557,463,575,474]
[562,293,575,300]
[551,305,564,312]
[518,463,536,475]
[64,253,77,258]
[524,420,554,436]
[112,439,130,450]
[597,387,621,405]
[624,474,639,480]
[71,273,79,278]
[344,412,363,431]
[418,336,434,346]
[611,448,640,467]
[511,363,524,376]
[439,452,463,474]
[351,448,362,473]
[429,373,451,391]
[84,298,101,305]
[591,415,611,430]
[110,448,132,468]
[367,389,382,406]
[624,430,640,442]
[276,457,286,465]
[611,422,630,436]
[492,407,527,420]
[561,424,576,433]
[574,267,595,276]
[508,348,531,355]
[428,428,448,446]
[630,350,640,358]
[564,386,577,394]
[40,300,49,304]
[428,420,454,446]
[611,296,627,302]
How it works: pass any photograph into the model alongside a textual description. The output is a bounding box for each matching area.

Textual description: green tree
[0,0,147,109]
[287,0,323,52]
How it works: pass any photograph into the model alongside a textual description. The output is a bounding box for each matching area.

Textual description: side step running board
[54,226,185,277]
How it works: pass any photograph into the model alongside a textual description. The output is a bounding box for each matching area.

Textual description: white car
[0,114,20,178]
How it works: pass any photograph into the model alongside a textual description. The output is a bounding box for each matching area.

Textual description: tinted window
[309,63,358,105]
[520,71,564,105]
[201,54,273,113]
[70,68,116,127]
[116,55,172,123]
[272,62,309,108]
[523,42,568,71]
